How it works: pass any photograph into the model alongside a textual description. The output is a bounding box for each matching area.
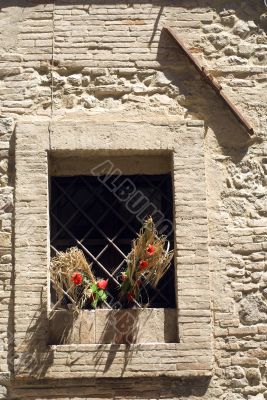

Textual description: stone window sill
[44,341,213,379]
[49,308,177,345]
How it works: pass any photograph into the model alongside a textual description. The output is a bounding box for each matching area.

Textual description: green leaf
[90,283,98,293]
[92,299,98,309]
[101,292,107,301]
[99,291,107,301]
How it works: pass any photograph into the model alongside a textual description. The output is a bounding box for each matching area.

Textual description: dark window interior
[50,174,175,308]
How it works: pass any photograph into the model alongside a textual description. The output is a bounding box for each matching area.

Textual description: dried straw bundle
[120,217,173,303]
[50,247,95,309]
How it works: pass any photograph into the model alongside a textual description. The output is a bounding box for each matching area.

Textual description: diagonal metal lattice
[50,174,175,309]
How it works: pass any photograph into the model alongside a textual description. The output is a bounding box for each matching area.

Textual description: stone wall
[0,0,266,399]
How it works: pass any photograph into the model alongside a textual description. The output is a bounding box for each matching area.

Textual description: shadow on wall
[14,299,54,380]
[92,310,140,375]
[156,28,252,158]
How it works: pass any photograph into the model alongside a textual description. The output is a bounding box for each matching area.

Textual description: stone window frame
[14,119,212,380]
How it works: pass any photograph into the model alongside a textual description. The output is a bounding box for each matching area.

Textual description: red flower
[146,244,155,256]
[97,279,108,290]
[71,272,83,286]
[139,260,149,270]
[127,292,135,302]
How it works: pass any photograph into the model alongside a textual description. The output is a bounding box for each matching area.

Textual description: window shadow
[48,309,81,345]
[93,309,141,374]
[14,300,54,379]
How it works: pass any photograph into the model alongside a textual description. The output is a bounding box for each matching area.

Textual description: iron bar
[50,175,174,309]
[54,180,128,260]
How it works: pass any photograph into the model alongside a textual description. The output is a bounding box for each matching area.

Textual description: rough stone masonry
[0,0,267,399]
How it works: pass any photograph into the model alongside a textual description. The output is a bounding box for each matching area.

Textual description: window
[50,173,175,309]
[15,120,212,378]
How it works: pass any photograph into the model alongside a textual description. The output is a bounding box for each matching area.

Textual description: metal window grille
[50,173,175,309]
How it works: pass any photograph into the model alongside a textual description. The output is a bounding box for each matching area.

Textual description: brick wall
[0,0,266,399]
